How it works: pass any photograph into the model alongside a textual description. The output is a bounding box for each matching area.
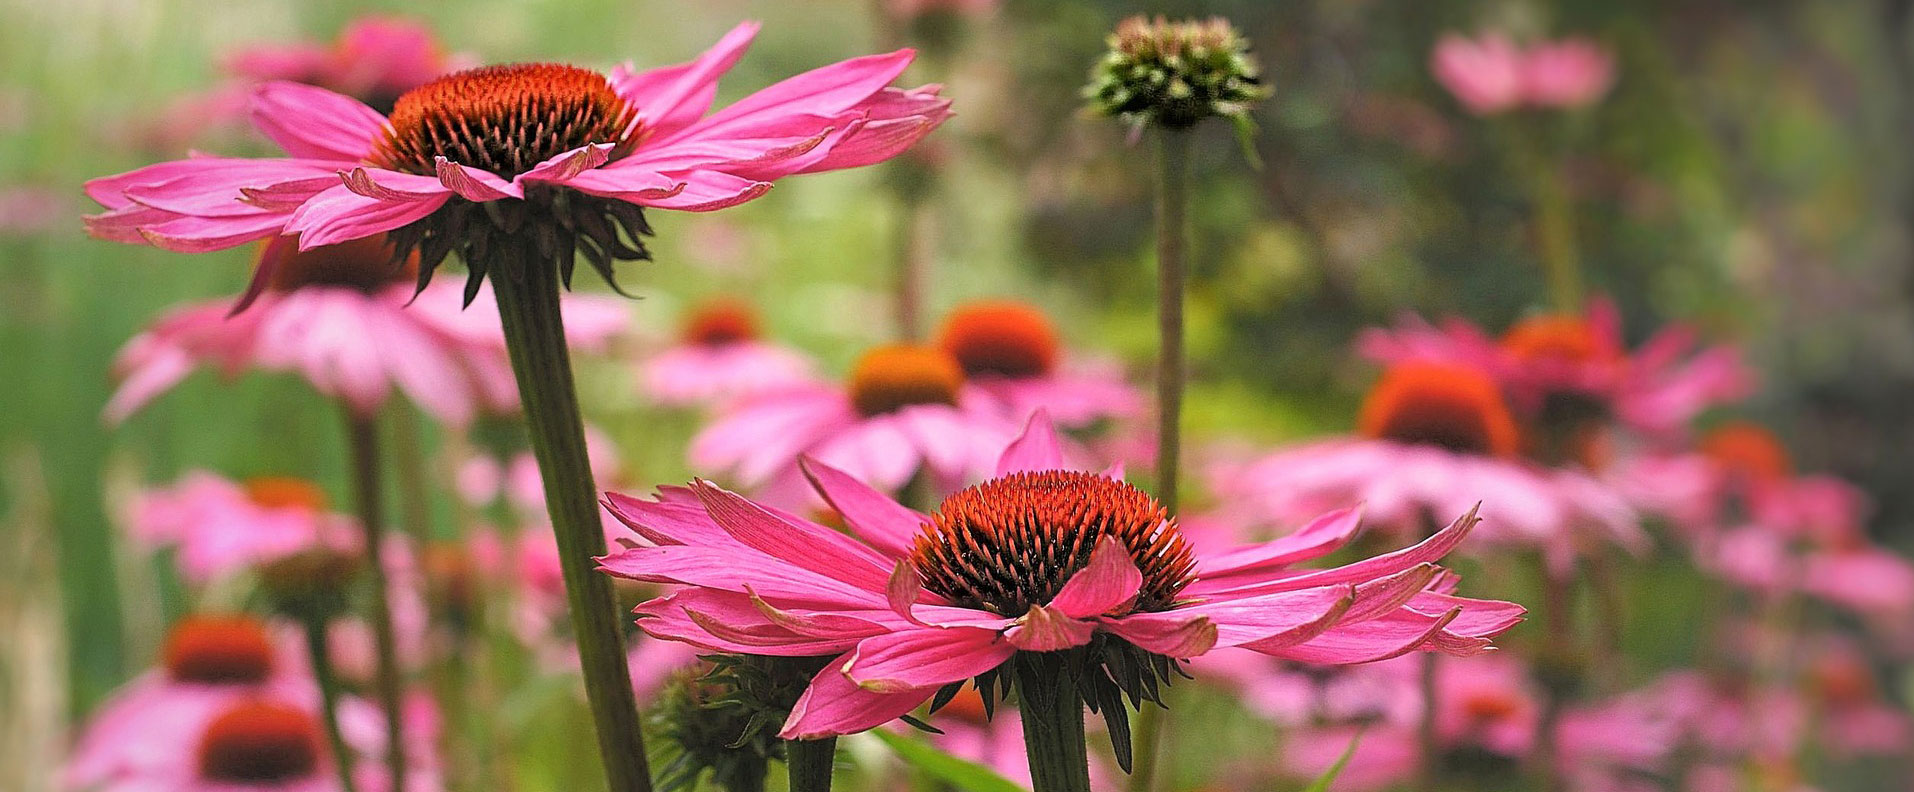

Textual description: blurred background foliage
[4,0,1914,781]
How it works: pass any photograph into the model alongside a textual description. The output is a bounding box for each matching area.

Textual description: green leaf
[1299,730,1363,792]
[872,730,1029,792]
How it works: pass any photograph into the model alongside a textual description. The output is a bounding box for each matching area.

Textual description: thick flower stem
[785,737,837,792]
[489,263,652,792]
[343,410,407,792]
[301,616,359,792]
[1018,655,1092,792]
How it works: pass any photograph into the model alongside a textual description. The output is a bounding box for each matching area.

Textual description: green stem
[1017,655,1092,792]
[1534,158,1583,313]
[1152,128,1191,515]
[893,188,928,342]
[1417,653,1440,788]
[489,262,652,792]
[301,617,359,792]
[785,737,838,792]
[343,410,407,792]
[1529,559,1577,792]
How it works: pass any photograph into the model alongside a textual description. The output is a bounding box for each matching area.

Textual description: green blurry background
[4,0,1914,787]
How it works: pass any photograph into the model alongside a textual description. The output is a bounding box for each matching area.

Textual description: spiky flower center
[1701,422,1792,487]
[1359,362,1520,457]
[684,299,760,347]
[164,616,276,685]
[195,701,322,783]
[243,476,329,512]
[371,63,639,178]
[1501,315,1613,368]
[847,345,965,417]
[910,470,1195,616]
[937,301,1059,379]
[263,236,416,293]
[1086,15,1270,129]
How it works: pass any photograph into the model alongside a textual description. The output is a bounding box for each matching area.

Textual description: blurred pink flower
[935,300,1144,429]
[1521,38,1616,109]
[640,298,816,408]
[105,235,625,427]
[64,615,440,791]
[604,412,1521,739]
[886,0,999,21]
[86,22,951,260]
[1431,33,1526,114]
[0,185,68,235]
[1210,362,1642,571]
[124,472,356,584]
[1431,33,1614,115]
[689,344,1019,500]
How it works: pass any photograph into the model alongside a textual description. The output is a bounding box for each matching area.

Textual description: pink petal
[597,544,882,607]
[1004,604,1096,651]
[995,409,1067,476]
[802,457,928,557]
[1275,608,1463,664]
[840,627,1014,693]
[601,489,739,548]
[609,22,759,140]
[136,212,291,252]
[634,170,770,212]
[1100,612,1218,657]
[690,480,895,592]
[1196,505,1365,582]
[515,143,614,185]
[249,81,386,161]
[782,658,934,739]
[693,49,915,137]
[435,159,520,201]
[1047,537,1142,619]
[286,183,447,248]
[341,167,450,202]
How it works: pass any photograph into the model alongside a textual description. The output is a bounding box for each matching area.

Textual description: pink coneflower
[602,413,1522,752]
[935,300,1143,429]
[689,344,1020,500]
[86,21,951,294]
[640,298,816,408]
[123,472,357,585]
[1213,362,1642,570]
[1359,300,1752,450]
[104,235,625,426]
[1431,33,1614,115]
[1430,33,1525,115]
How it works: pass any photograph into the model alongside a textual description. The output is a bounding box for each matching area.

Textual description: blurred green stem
[1534,158,1584,313]
[387,403,434,543]
[301,616,359,792]
[1131,125,1193,792]
[893,187,928,342]
[344,410,407,792]
[489,261,652,792]
[785,737,837,792]
[1530,559,1578,792]
[1018,654,1092,792]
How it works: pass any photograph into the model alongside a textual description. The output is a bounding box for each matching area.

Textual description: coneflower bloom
[1212,362,1642,571]
[1431,33,1614,115]
[602,413,1521,751]
[123,472,357,585]
[935,300,1142,428]
[1358,299,1752,450]
[104,235,627,426]
[640,297,816,408]
[689,343,1019,500]
[86,21,951,293]
[64,615,435,791]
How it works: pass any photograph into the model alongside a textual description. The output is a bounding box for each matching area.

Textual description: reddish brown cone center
[683,299,760,347]
[244,476,329,512]
[847,345,965,417]
[1701,422,1792,487]
[936,301,1060,379]
[262,235,418,293]
[164,616,276,685]
[1501,315,1614,367]
[910,470,1195,616]
[1460,691,1523,723]
[196,701,322,783]
[372,63,639,178]
[1358,362,1521,458]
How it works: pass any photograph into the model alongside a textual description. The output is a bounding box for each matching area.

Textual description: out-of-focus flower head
[1086,16,1271,131]
[104,234,626,427]
[1431,32,1614,115]
[226,17,475,113]
[640,297,817,409]
[124,472,358,585]
[1211,361,1642,571]
[935,300,1143,429]
[689,343,1020,503]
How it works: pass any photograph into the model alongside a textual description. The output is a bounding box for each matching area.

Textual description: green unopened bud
[1085,16,1271,130]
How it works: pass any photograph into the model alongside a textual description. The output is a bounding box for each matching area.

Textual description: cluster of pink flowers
[1431,33,1615,115]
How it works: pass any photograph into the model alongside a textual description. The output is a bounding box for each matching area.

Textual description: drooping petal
[249,81,386,161]
[782,658,935,740]
[286,183,448,248]
[840,627,1014,694]
[434,158,521,201]
[1004,604,1096,651]
[1099,612,1218,657]
[1047,537,1142,619]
